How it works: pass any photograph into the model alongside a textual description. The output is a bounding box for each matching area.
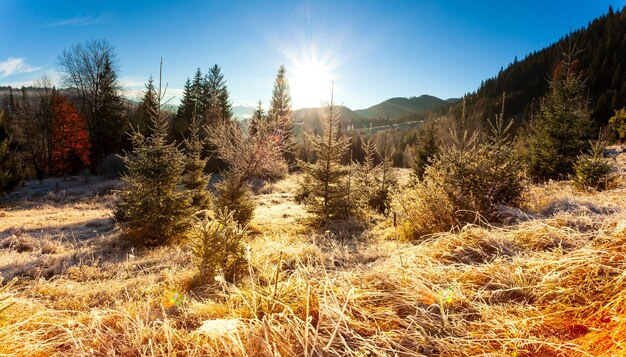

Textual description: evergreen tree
[93,56,127,158]
[522,48,593,182]
[204,65,233,172]
[413,121,440,181]
[299,88,351,222]
[114,61,193,246]
[0,111,23,194]
[248,100,266,136]
[268,65,295,164]
[183,113,212,212]
[172,78,194,141]
[204,65,233,125]
[137,76,158,137]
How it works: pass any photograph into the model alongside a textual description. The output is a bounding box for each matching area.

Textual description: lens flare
[163,289,184,308]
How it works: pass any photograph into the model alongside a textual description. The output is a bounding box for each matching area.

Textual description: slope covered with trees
[462,5,626,129]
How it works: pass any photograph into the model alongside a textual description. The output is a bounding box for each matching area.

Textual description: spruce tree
[248,100,266,136]
[204,65,233,125]
[413,121,440,181]
[172,78,194,141]
[114,61,192,246]
[182,113,212,212]
[93,56,127,158]
[299,87,351,222]
[522,48,593,182]
[0,111,23,194]
[137,76,158,137]
[268,65,295,164]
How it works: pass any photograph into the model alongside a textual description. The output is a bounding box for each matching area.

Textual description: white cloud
[45,15,108,28]
[0,58,42,78]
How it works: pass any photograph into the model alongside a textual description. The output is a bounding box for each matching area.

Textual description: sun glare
[290,58,333,108]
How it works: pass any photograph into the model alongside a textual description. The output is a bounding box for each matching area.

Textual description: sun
[290,58,333,108]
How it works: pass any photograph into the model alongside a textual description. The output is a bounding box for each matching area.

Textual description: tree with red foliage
[51,94,91,176]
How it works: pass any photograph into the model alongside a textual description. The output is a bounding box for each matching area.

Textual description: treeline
[460,5,626,132]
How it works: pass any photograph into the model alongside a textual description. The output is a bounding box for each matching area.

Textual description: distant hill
[293,106,362,133]
[354,95,454,119]
[232,105,256,119]
[461,5,626,128]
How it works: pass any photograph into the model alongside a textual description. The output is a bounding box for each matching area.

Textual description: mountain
[232,105,256,119]
[461,5,626,128]
[293,106,362,133]
[354,95,454,119]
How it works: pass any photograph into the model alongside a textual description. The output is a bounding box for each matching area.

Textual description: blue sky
[1,0,624,109]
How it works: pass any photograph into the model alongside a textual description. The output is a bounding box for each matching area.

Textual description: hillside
[354,95,454,119]
[462,5,626,127]
[293,105,362,132]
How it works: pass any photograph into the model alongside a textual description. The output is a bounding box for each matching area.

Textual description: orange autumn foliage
[51,94,91,176]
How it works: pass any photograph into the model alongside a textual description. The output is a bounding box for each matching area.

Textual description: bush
[190,208,248,283]
[609,108,626,141]
[397,119,526,240]
[573,141,615,191]
[97,154,126,179]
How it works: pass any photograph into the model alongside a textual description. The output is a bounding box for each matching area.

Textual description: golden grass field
[1,148,626,356]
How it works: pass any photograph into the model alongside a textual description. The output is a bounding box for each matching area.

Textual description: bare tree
[58,39,126,160]
[206,118,287,224]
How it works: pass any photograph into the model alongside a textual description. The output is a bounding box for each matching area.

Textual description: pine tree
[268,65,295,164]
[413,121,440,181]
[204,65,233,172]
[183,112,212,212]
[137,76,158,137]
[93,56,127,158]
[114,61,193,246]
[522,47,593,182]
[248,100,266,136]
[204,65,233,125]
[51,95,91,176]
[299,87,351,222]
[0,111,23,194]
[172,78,194,141]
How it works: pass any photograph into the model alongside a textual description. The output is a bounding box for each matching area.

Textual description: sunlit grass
[0,164,625,355]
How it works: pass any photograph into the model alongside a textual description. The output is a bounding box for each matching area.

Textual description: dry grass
[1,150,626,356]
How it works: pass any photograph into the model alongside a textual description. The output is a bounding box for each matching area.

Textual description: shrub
[190,208,248,283]
[609,108,626,141]
[573,141,615,191]
[207,117,287,225]
[397,118,525,240]
[412,121,440,181]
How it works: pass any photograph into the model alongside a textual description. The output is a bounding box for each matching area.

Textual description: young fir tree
[413,121,440,181]
[172,78,194,140]
[299,87,351,222]
[370,137,397,216]
[268,65,295,164]
[0,111,23,194]
[137,76,158,137]
[182,111,212,212]
[114,61,193,246]
[248,100,266,136]
[522,47,593,182]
